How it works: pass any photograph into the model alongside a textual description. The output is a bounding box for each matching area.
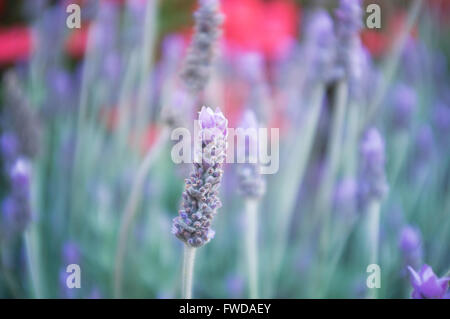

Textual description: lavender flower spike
[172,106,228,248]
[399,225,422,269]
[392,84,417,130]
[335,0,366,99]
[181,0,224,93]
[237,110,266,199]
[304,10,336,84]
[335,0,363,40]
[358,128,388,208]
[2,71,41,158]
[408,264,450,299]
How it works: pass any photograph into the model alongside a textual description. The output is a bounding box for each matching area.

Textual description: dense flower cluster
[172,107,228,247]
[181,0,224,93]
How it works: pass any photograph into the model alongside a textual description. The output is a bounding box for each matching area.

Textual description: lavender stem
[182,245,197,299]
[245,199,259,299]
[315,80,349,297]
[342,100,360,176]
[364,0,422,126]
[267,84,325,297]
[114,126,170,298]
[366,200,381,299]
[25,231,43,298]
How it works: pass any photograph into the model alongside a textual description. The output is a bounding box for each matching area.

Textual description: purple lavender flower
[408,264,450,299]
[399,225,422,268]
[400,226,421,252]
[48,69,72,99]
[162,34,185,64]
[335,0,366,99]
[172,107,228,247]
[357,128,388,208]
[391,84,417,130]
[237,110,266,199]
[414,125,434,162]
[59,268,77,299]
[1,195,30,235]
[303,10,336,84]
[0,132,19,161]
[10,158,31,195]
[62,241,81,265]
[181,0,224,93]
[94,1,120,52]
[334,177,357,214]
[432,101,450,143]
[225,274,245,298]
[238,53,264,84]
[2,71,41,158]
[1,196,18,226]
[88,288,102,299]
[335,0,363,39]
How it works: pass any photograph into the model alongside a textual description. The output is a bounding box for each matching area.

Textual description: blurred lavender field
[0,0,449,299]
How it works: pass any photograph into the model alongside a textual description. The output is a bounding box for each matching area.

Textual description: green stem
[24,231,42,298]
[113,127,169,298]
[342,100,360,176]
[367,200,381,299]
[364,0,422,126]
[182,245,197,299]
[315,80,348,297]
[266,84,325,297]
[245,199,259,299]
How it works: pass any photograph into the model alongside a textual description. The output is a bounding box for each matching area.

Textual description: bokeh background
[0,0,449,298]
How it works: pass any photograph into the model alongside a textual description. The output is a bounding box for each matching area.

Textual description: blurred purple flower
[3,71,41,158]
[357,128,388,208]
[59,268,77,299]
[103,52,122,81]
[408,264,450,299]
[401,37,429,82]
[414,125,434,162]
[335,0,363,38]
[225,274,245,298]
[181,0,224,93]
[399,225,422,269]
[391,84,417,130]
[48,69,72,98]
[1,196,18,225]
[162,34,185,63]
[10,158,31,194]
[238,52,264,83]
[94,1,120,52]
[0,132,19,161]
[1,160,32,235]
[334,177,357,214]
[88,288,102,299]
[432,101,450,143]
[303,10,336,84]
[62,241,80,265]
[400,226,421,253]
